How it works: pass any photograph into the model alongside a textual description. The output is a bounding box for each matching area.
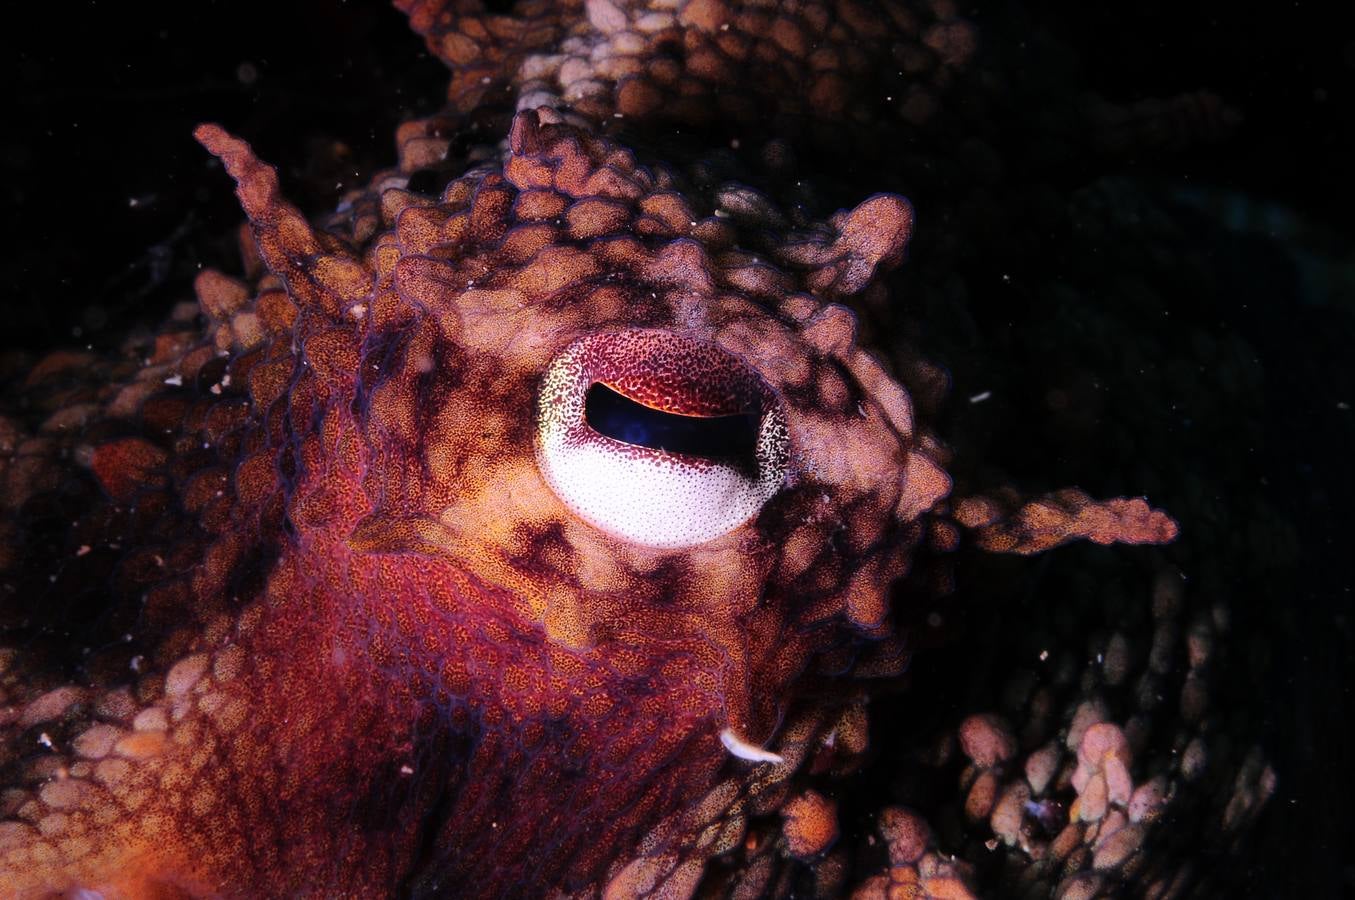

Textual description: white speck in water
[969,390,992,404]
[720,728,784,764]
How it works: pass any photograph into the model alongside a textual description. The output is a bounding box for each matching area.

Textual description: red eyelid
[583,332,766,418]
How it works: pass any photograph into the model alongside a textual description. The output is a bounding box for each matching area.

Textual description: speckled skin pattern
[0,1,1269,898]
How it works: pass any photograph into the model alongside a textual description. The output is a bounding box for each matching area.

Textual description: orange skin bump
[0,3,1178,897]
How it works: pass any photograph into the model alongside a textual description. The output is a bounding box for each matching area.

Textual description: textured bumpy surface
[0,1,1271,897]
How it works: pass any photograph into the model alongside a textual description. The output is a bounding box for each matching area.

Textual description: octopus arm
[195,124,372,323]
[952,487,1179,555]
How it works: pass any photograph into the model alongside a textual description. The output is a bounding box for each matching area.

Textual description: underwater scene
[3,1,1349,896]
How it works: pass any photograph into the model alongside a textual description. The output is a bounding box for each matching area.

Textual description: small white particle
[969,390,992,404]
[720,728,784,764]
[399,764,414,775]
[164,374,183,387]
[1039,649,1050,661]
[75,545,91,557]
[38,732,54,750]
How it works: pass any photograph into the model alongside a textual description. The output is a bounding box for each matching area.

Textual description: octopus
[0,1,1277,897]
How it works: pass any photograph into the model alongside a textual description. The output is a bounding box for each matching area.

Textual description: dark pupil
[584,383,760,468]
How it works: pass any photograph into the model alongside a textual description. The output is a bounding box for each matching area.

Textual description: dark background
[4,2,1351,353]
[4,1,1351,896]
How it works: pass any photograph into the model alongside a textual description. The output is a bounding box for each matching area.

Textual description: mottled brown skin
[0,2,1186,897]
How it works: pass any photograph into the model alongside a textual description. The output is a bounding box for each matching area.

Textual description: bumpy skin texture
[0,2,1240,898]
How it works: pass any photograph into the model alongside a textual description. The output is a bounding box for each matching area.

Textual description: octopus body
[0,1,1269,897]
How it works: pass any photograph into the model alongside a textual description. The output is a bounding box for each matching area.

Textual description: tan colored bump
[189,787,218,818]
[159,764,190,794]
[38,778,96,812]
[121,787,152,812]
[115,731,169,760]
[95,687,138,722]
[781,790,839,860]
[93,757,131,788]
[204,695,249,733]
[172,720,201,748]
[211,647,246,683]
[18,686,87,728]
[73,724,123,760]
[28,840,58,866]
[132,707,168,732]
[37,812,70,838]
[90,800,120,826]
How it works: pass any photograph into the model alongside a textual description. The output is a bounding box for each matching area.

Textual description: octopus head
[179,111,1172,894]
[327,111,943,752]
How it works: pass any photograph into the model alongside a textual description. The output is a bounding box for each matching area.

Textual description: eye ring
[535,330,789,549]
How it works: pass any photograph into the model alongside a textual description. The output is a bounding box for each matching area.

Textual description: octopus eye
[583,384,762,470]
[536,331,790,549]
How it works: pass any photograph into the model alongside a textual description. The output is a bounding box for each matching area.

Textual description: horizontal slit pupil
[584,383,760,466]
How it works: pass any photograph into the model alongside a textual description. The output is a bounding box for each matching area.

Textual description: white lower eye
[535,331,789,549]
